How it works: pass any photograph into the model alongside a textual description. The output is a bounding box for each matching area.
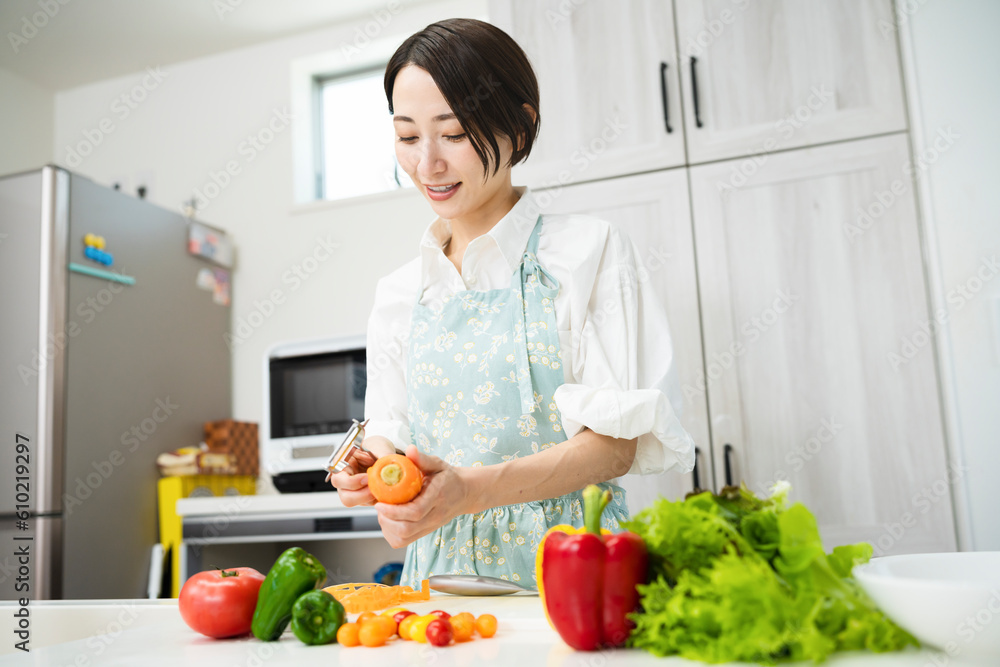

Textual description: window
[316,68,413,201]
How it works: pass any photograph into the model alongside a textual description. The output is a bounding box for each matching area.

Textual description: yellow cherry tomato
[398,613,420,640]
[475,614,498,638]
[365,614,397,640]
[410,614,437,643]
[337,622,360,647]
[449,612,475,642]
[359,622,387,647]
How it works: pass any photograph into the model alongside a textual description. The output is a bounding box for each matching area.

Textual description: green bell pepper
[251,547,327,641]
[290,590,345,645]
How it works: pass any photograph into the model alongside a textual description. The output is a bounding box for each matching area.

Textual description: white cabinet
[491,0,908,176]
[675,0,907,163]
[538,169,712,512]
[490,0,686,188]
[689,134,955,554]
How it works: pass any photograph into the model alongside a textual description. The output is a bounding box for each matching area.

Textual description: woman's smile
[424,182,461,200]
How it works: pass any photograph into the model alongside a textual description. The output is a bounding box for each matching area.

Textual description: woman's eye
[445,133,467,142]
[397,136,418,143]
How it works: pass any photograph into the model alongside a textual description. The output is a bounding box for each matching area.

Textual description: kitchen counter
[0,595,962,666]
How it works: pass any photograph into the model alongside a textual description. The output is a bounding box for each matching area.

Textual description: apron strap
[510,217,560,414]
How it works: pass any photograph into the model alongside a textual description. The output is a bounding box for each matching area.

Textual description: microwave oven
[262,335,367,493]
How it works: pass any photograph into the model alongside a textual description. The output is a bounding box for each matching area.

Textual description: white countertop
[0,595,964,666]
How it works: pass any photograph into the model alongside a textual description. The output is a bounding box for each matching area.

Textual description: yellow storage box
[157,475,256,597]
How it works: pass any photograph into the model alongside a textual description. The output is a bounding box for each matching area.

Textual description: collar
[418,186,540,286]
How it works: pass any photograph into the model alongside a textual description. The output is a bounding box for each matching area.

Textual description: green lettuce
[623,484,916,664]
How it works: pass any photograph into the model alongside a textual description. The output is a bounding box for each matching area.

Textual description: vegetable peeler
[324,418,369,482]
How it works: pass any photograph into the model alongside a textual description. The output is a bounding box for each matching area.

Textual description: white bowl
[854,552,1000,661]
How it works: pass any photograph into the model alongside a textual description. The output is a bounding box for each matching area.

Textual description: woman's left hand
[374,445,474,548]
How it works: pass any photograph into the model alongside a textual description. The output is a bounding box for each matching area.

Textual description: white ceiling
[0,0,413,91]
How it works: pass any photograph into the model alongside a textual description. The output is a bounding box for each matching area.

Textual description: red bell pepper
[536,485,648,651]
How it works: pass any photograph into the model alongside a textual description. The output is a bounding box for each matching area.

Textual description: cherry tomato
[382,606,409,617]
[475,614,498,638]
[359,622,387,647]
[393,610,416,626]
[398,613,420,640]
[428,609,451,620]
[365,614,397,640]
[178,567,265,639]
[449,612,475,642]
[356,611,377,625]
[337,622,360,647]
[410,614,437,643]
[426,618,454,647]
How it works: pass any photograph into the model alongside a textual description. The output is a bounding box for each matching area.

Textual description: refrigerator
[0,166,232,599]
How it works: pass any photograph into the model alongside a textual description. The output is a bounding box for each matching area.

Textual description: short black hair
[385,18,540,180]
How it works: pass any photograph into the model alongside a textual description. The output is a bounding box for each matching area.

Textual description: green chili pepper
[290,590,345,645]
[251,547,327,641]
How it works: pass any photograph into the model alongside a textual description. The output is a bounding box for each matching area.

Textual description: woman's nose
[416,142,446,179]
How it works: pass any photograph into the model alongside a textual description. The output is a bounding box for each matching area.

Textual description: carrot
[368,454,423,504]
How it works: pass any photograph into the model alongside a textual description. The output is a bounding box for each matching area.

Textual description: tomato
[410,614,437,643]
[398,613,420,640]
[428,609,451,620]
[449,613,475,642]
[179,567,265,638]
[425,618,454,647]
[394,610,416,625]
[337,622,360,647]
[359,623,387,647]
[365,614,397,640]
[475,613,498,638]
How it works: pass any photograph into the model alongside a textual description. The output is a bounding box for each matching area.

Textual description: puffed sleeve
[363,270,415,452]
[553,225,696,476]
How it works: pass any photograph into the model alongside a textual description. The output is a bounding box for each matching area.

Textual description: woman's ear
[522,102,538,124]
[515,103,538,152]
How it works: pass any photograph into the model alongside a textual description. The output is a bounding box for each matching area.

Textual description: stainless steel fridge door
[0,516,62,601]
[0,168,69,522]
[60,172,232,599]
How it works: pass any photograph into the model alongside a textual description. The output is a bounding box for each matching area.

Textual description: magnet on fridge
[212,269,230,306]
[83,233,106,250]
[188,221,233,268]
[84,246,114,266]
[196,268,216,291]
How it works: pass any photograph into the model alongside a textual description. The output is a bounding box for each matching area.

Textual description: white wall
[0,66,53,176]
[906,0,1000,550]
[52,0,484,474]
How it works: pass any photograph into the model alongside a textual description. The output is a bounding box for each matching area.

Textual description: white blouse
[363,186,695,476]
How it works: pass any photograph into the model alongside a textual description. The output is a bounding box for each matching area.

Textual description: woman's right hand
[328,436,396,507]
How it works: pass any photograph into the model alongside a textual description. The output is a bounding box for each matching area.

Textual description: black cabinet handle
[692,446,701,490]
[690,56,703,129]
[723,443,734,487]
[659,62,673,134]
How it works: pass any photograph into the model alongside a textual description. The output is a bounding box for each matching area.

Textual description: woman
[330,18,694,587]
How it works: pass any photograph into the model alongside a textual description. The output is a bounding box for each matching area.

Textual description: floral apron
[400,217,629,589]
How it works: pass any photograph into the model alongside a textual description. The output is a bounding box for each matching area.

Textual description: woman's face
[392,65,513,221]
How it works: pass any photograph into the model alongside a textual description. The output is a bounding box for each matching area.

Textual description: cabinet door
[538,169,710,512]
[675,0,907,163]
[490,0,686,187]
[690,133,956,554]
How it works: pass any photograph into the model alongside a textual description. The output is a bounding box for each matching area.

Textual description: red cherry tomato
[178,567,265,639]
[394,610,416,625]
[425,618,454,647]
[428,609,451,620]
